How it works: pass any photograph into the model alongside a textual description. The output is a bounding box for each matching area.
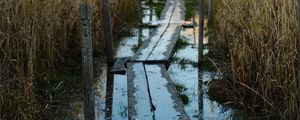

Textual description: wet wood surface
[127,0,190,119]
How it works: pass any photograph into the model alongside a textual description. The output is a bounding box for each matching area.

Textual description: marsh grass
[175,83,190,105]
[211,0,299,119]
[0,0,137,119]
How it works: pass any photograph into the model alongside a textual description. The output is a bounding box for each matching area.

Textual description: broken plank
[110,57,131,74]
[145,64,190,120]
[127,62,154,120]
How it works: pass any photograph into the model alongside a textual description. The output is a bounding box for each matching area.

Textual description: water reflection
[105,1,235,120]
[110,1,157,119]
[105,69,115,120]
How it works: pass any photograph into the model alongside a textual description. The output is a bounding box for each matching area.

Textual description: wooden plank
[80,4,95,120]
[127,62,154,120]
[159,0,176,23]
[145,64,190,120]
[133,24,169,61]
[147,24,182,62]
[169,0,185,24]
[110,57,131,74]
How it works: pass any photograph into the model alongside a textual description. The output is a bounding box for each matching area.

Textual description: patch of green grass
[200,57,217,72]
[180,94,189,105]
[132,43,142,52]
[175,83,190,105]
[185,3,194,20]
[175,83,187,93]
[154,4,165,18]
[184,0,197,20]
[171,56,181,63]
[174,38,190,51]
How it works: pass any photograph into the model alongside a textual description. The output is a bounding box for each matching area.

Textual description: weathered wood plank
[145,64,190,120]
[159,0,176,23]
[169,0,185,23]
[127,62,154,120]
[133,25,169,61]
[147,24,182,61]
[132,0,184,63]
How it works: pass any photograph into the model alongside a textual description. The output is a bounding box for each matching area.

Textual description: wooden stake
[136,0,142,22]
[198,0,205,117]
[198,0,204,65]
[297,0,300,117]
[208,0,213,25]
[80,4,95,120]
[101,0,114,68]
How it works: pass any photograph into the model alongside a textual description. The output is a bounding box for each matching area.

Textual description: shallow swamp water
[93,1,249,120]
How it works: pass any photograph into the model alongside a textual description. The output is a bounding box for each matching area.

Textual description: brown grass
[212,0,299,119]
[0,0,137,119]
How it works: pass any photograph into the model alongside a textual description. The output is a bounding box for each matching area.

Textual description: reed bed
[0,0,137,119]
[211,0,299,119]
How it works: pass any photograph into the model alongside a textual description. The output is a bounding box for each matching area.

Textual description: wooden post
[150,2,153,22]
[137,0,143,45]
[208,0,213,26]
[136,0,142,22]
[198,0,204,65]
[80,4,95,120]
[297,0,300,117]
[198,0,205,118]
[101,0,114,68]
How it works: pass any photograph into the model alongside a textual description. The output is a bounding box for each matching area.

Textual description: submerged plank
[127,62,153,120]
[145,64,190,120]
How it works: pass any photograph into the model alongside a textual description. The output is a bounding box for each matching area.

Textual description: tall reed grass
[0,0,137,119]
[212,0,299,119]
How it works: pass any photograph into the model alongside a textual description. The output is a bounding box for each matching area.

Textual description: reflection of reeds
[0,0,136,119]
[212,0,298,119]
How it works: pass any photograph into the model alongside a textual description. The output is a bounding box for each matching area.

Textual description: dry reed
[0,0,137,119]
[211,0,299,119]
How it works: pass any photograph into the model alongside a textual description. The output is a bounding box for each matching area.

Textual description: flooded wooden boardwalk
[132,0,184,62]
[127,0,190,119]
